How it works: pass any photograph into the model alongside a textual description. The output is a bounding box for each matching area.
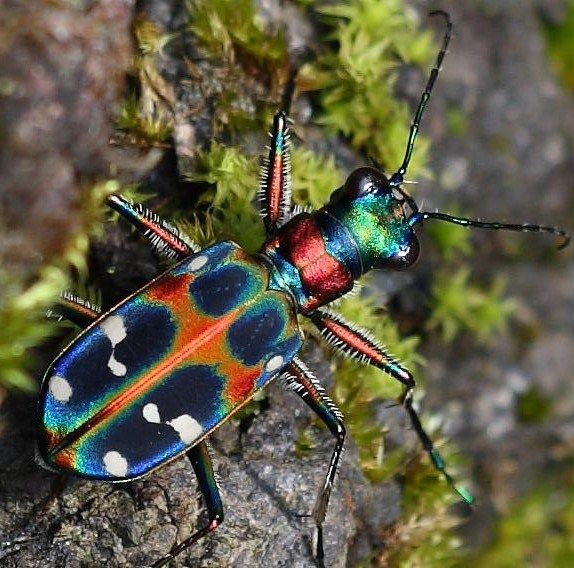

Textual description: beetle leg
[152,440,224,568]
[308,308,474,505]
[259,110,293,236]
[107,194,199,261]
[46,292,101,327]
[284,357,345,567]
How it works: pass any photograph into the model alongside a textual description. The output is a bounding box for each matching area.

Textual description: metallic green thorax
[323,167,419,274]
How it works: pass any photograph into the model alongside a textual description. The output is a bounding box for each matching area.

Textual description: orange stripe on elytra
[83,311,238,430]
[50,266,270,458]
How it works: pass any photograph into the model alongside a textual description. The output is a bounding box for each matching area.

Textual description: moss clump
[304,0,435,175]
[187,0,287,67]
[426,212,517,343]
[380,444,467,566]
[116,17,175,145]
[542,1,574,92]
[117,94,173,145]
[428,268,516,344]
[291,147,344,209]
[185,0,290,135]
[186,142,264,253]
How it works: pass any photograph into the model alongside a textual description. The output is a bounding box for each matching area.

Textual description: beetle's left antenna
[389,10,452,188]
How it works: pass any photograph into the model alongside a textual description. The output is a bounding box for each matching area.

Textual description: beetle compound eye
[344,167,391,199]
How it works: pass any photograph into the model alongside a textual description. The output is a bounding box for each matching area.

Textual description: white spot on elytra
[265,355,284,373]
[101,315,128,377]
[101,315,127,345]
[103,451,128,477]
[49,375,73,403]
[189,255,208,271]
[166,414,203,445]
[143,403,161,424]
[108,354,127,377]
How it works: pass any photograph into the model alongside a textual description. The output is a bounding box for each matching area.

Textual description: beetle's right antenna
[408,211,571,249]
[389,10,452,188]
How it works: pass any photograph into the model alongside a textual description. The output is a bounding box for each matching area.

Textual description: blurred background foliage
[543,0,574,93]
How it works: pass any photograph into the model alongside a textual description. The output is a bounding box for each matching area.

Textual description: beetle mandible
[37,11,570,567]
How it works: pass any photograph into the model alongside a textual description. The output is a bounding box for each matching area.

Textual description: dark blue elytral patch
[190,264,255,317]
[227,299,287,366]
[151,364,226,429]
[41,303,176,439]
[62,364,227,480]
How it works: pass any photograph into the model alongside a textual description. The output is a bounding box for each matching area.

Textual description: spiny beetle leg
[401,390,474,505]
[308,308,473,505]
[152,440,223,568]
[308,308,414,388]
[284,357,346,567]
[46,292,101,327]
[107,194,199,261]
[258,110,293,236]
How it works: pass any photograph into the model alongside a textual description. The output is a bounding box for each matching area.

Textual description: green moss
[542,1,574,92]
[516,386,553,424]
[471,471,574,567]
[291,147,344,209]
[116,94,173,145]
[381,445,466,566]
[116,18,175,145]
[428,268,516,344]
[187,0,287,67]
[305,0,435,175]
[186,142,265,253]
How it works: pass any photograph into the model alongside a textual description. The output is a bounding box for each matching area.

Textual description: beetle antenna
[409,211,571,249]
[389,10,452,188]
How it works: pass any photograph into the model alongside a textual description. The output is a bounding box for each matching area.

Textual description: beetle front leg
[308,308,474,505]
[284,357,346,567]
[152,440,224,568]
[107,194,199,261]
[259,110,293,236]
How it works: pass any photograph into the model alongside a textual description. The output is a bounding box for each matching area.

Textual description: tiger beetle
[37,11,570,568]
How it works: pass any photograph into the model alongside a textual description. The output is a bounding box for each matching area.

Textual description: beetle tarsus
[284,358,346,566]
[151,441,224,568]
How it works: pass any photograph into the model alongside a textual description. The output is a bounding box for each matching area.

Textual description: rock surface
[0,0,135,284]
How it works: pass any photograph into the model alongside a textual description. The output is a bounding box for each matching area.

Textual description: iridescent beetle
[37,12,569,568]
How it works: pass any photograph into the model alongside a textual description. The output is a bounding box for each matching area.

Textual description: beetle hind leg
[151,440,223,568]
[283,357,346,567]
[309,307,474,506]
[47,292,102,327]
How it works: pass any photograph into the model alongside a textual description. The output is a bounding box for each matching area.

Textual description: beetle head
[325,167,420,273]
